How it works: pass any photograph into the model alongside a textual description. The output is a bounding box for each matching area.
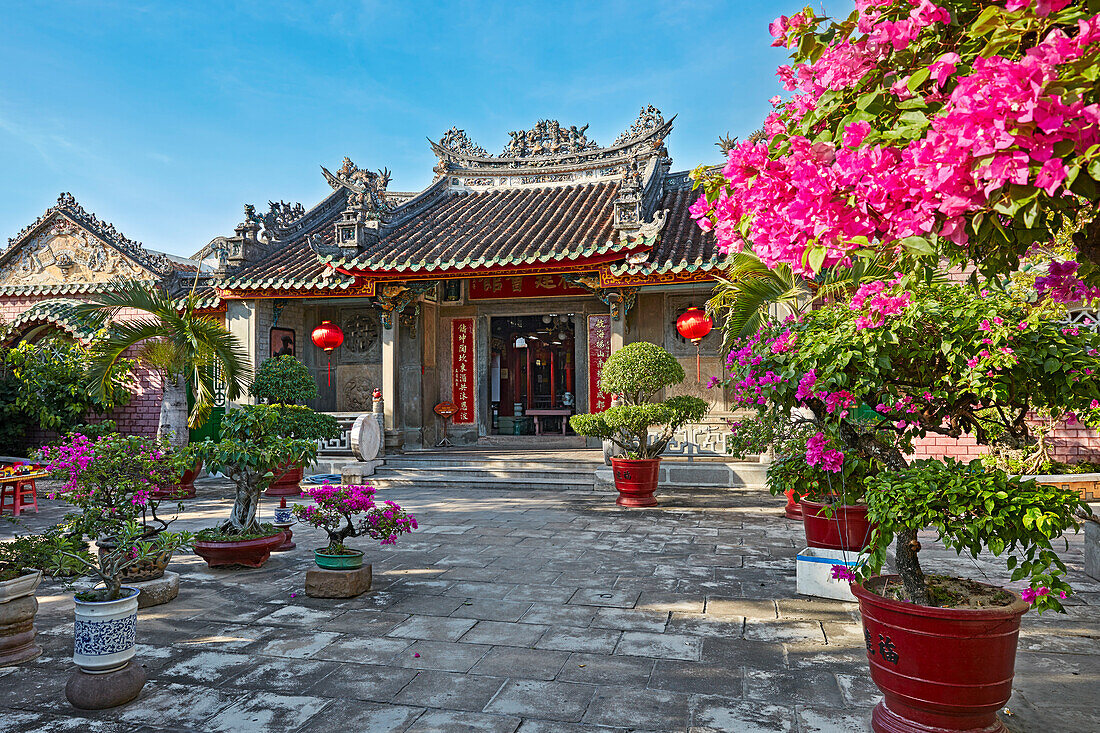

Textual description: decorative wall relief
[343,376,375,411]
[341,311,381,363]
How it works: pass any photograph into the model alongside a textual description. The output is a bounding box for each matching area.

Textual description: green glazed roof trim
[0,281,155,297]
[608,251,725,277]
[8,298,101,342]
[321,232,657,274]
[217,270,356,291]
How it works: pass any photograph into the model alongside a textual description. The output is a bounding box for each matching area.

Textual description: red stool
[0,479,38,516]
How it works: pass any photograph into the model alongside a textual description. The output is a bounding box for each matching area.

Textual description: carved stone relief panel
[0,217,152,288]
[338,364,382,411]
[340,310,381,364]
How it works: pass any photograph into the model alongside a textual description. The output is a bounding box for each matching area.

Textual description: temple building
[191,106,732,451]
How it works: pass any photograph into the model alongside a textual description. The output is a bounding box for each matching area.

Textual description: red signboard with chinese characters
[587,314,612,413]
[452,318,475,423]
[469,275,591,300]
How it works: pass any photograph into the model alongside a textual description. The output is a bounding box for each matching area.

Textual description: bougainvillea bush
[294,484,417,555]
[691,0,1100,297]
[716,280,1099,610]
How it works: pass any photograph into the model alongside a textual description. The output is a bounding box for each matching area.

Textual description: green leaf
[900,236,936,256]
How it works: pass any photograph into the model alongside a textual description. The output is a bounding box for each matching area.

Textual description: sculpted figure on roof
[502,119,598,158]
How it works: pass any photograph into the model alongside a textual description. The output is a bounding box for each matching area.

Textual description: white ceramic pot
[0,569,42,604]
[73,587,139,673]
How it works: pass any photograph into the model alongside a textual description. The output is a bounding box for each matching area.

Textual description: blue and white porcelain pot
[73,587,139,673]
[273,505,296,525]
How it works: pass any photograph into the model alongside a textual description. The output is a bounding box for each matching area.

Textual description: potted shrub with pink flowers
[694,1,1100,730]
[294,483,417,570]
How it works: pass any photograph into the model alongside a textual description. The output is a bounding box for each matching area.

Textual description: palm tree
[76,280,251,447]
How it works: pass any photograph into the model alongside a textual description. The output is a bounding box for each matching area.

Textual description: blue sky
[0,1,843,258]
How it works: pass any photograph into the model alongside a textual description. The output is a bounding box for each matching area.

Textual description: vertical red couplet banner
[588,314,612,413]
[452,318,475,423]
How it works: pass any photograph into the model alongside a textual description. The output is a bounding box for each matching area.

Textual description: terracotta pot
[193,533,286,569]
[852,576,1029,733]
[784,488,803,520]
[154,461,201,500]
[610,457,660,507]
[800,499,875,551]
[265,463,304,496]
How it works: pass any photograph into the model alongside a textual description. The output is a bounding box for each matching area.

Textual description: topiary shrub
[250,356,317,405]
[272,404,340,442]
[570,343,709,459]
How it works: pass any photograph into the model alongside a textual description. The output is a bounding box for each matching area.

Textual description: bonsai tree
[77,280,251,447]
[249,355,338,445]
[38,432,187,538]
[45,520,191,602]
[250,355,318,405]
[294,484,417,555]
[718,280,1100,610]
[189,404,318,535]
[570,342,710,459]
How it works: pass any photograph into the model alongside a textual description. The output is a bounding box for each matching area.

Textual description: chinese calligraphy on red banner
[452,318,475,423]
[588,314,612,413]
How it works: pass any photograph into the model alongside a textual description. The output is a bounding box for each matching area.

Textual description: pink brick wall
[910,417,1100,466]
[2,295,164,444]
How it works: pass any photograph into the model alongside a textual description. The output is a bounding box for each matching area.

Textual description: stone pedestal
[66,660,146,710]
[131,572,179,609]
[341,459,382,485]
[0,595,42,667]
[272,526,296,551]
[305,565,372,598]
[1085,521,1100,581]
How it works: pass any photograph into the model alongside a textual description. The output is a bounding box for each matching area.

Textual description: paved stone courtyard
[2,476,1098,732]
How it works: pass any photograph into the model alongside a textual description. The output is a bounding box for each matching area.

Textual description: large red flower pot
[154,462,201,500]
[784,489,803,520]
[801,499,875,551]
[852,576,1029,733]
[610,457,661,507]
[265,463,304,496]
[193,533,286,569]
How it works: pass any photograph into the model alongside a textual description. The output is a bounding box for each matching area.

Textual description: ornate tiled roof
[609,171,723,277]
[329,181,630,273]
[1,193,176,277]
[7,298,100,343]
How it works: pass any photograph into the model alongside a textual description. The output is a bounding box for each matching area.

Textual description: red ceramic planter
[784,489,803,520]
[800,499,875,551]
[265,464,304,496]
[852,576,1029,733]
[193,533,286,568]
[154,462,201,500]
[610,457,661,507]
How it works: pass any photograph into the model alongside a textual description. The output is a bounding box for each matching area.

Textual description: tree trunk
[221,473,260,533]
[894,529,930,606]
[158,373,189,448]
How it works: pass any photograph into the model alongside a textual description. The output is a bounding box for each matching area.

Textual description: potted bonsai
[40,432,187,583]
[45,519,191,678]
[570,342,709,506]
[188,403,318,567]
[294,483,417,569]
[718,280,1099,732]
[249,356,340,495]
[766,451,875,553]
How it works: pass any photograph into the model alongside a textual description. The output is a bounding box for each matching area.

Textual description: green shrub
[0,530,93,579]
[250,356,317,405]
[272,404,340,441]
[862,459,1087,613]
[571,343,710,459]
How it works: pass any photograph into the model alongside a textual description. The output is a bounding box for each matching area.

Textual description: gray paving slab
[4,476,1097,733]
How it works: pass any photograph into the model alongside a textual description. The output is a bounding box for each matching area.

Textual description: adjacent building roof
[7,298,101,342]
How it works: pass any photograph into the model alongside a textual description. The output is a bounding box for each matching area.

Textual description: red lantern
[311,321,344,386]
[676,307,713,342]
[676,307,713,382]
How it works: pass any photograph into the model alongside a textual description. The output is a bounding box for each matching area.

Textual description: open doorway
[489,314,577,435]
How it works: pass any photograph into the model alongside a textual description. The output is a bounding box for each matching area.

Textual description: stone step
[380,458,605,471]
[369,472,596,491]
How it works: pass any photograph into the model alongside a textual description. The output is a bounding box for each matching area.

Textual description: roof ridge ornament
[438,127,489,158]
[501,119,599,158]
[613,105,666,147]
